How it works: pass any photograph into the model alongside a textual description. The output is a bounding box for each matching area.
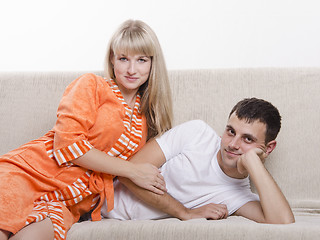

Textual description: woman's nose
[127,61,136,74]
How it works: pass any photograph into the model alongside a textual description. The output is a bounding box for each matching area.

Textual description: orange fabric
[25,200,73,239]
[0,73,148,238]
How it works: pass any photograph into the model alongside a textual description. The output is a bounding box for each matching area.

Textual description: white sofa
[1,68,320,240]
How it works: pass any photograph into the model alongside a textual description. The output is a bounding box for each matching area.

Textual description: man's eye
[244,137,253,143]
[227,129,235,135]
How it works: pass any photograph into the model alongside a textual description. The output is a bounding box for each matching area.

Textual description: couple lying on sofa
[101,97,295,224]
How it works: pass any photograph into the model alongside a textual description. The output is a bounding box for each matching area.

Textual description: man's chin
[224,152,241,163]
[222,156,239,169]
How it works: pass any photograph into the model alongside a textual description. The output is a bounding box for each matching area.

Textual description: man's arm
[235,148,295,224]
[119,139,228,220]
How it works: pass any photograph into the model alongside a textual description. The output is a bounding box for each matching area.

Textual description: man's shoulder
[173,120,220,150]
[177,120,215,134]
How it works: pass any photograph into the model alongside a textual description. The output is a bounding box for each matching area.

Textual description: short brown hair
[229,98,281,143]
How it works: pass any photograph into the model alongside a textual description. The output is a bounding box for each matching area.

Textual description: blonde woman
[0,19,173,240]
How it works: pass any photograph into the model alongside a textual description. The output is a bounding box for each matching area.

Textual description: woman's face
[112,52,152,96]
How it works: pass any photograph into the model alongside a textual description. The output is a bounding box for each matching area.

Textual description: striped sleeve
[53,139,93,166]
[52,73,104,165]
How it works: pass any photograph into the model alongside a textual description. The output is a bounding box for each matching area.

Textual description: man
[102,98,295,224]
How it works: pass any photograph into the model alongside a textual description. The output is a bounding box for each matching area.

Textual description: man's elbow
[260,215,295,224]
[277,214,295,224]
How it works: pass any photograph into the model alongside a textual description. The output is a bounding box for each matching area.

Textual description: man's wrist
[242,156,267,180]
[175,207,192,220]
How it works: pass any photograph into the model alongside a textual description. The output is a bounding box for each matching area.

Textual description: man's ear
[265,140,277,156]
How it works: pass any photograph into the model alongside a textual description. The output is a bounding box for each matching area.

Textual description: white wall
[0,0,319,71]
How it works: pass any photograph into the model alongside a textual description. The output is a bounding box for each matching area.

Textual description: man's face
[218,113,268,176]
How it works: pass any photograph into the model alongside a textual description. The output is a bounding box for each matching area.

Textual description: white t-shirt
[102,120,259,220]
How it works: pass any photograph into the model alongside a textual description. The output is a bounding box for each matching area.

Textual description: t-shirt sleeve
[223,185,260,216]
[52,73,102,165]
[231,192,260,215]
[156,120,215,162]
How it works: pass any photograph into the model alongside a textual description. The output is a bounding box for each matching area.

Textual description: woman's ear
[265,140,277,156]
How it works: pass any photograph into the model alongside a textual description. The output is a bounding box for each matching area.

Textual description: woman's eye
[119,57,127,61]
[138,58,147,63]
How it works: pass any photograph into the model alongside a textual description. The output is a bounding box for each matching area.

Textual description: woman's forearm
[72,148,136,178]
[72,148,166,194]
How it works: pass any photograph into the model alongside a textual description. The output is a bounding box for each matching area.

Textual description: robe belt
[88,171,115,221]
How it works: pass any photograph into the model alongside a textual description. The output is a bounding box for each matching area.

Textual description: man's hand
[237,148,267,175]
[181,203,228,220]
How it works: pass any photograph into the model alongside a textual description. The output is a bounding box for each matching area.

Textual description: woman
[0,19,173,240]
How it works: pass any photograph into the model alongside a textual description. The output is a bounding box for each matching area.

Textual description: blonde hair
[105,19,173,139]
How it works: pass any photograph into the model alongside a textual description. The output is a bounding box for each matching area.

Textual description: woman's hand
[129,162,167,195]
[72,149,166,194]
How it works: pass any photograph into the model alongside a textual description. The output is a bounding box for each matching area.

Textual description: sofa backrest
[1,68,319,208]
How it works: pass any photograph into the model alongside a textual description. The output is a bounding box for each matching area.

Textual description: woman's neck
[124,94,137,109]
[119,87,138,109]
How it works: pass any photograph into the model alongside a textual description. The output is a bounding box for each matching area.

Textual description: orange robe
[0,73,147,239]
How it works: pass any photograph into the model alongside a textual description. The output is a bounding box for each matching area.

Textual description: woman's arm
[72,148,166,195]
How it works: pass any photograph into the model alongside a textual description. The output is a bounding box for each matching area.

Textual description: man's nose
[229,137,240,150]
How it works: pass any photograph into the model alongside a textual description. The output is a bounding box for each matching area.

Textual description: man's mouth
[225,149,241,157]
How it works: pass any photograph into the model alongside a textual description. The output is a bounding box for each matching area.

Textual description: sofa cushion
[67,213,320,240]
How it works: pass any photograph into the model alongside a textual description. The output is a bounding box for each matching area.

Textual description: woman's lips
[125,76,138,82]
